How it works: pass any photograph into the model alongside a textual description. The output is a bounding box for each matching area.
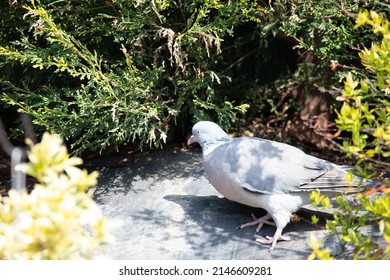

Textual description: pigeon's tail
[360,178,381,188]
[299,164,388,195]
[337,165,389,195]
[344,174,389,195]
[361,182,389,195]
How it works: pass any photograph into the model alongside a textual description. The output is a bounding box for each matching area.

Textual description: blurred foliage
[308,234,334,260]
[0,132,112,259]
[309,10,390,260]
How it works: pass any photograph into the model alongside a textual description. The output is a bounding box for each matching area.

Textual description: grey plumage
[188,121,374,251]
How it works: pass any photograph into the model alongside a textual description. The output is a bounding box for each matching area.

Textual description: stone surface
[89,147,379,260]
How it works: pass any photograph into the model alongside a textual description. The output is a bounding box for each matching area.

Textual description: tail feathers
[337,165,388,194]
[362,183,390,195]
[299,165,388,194]
[338,165,356,171]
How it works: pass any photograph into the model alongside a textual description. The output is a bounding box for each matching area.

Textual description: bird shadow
[163,194,325,259]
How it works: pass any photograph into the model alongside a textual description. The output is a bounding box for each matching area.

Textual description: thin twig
[339,0,357,19]
[0,118,15,157]
[21,113,37,144]
[177,0,187,24]
[11,147,26,191]
[0,114,33,192]
[308,122,390,168]
[222,49,256,73]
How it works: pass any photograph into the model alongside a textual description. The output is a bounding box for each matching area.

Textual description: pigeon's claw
[236,212,275,232]
[255,228,292,251]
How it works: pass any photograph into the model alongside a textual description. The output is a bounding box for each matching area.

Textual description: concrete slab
[88,147,379,260]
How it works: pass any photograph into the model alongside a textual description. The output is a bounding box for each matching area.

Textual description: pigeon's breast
[204,148,238,190]
[202,143,263,207]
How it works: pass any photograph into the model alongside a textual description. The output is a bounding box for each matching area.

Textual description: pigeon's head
[187,121,230,152]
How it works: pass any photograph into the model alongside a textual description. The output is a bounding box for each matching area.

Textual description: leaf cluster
[309,10,390,260]
[1,0,259,153]
[336,10,390,164]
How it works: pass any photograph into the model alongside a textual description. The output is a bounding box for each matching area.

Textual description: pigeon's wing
[298,160,366,193]
[215,137,360,195]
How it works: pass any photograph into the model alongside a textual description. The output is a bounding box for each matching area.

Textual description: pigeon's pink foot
[237,212,275,232]
[255,228,292,251]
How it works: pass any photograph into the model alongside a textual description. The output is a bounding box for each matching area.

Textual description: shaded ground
[88,146,382,260]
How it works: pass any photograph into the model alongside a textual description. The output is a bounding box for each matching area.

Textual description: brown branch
[306,122,390,169]
[339,1,357,19]
[222,49,256,73]
[177,0,187,24]
[0,113,35,157]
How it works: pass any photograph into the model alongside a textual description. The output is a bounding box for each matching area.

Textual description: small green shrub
[1,0,254,154]
[309,10,390,260]
[336,10,390,162]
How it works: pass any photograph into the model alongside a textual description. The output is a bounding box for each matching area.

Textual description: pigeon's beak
[187,135,195,146]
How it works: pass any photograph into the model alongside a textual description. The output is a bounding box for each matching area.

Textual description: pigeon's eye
[197,131,200,134]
